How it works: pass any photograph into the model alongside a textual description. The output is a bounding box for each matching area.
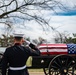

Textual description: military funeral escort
[2,33,41,75]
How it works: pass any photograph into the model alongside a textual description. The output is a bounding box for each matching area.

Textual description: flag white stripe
[40,49,67,52]
[38,46,67,48]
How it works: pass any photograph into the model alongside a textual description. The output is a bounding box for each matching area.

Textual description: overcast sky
[0,0,76,42]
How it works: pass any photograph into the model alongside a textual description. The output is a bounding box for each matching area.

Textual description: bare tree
[0,0,76,44]
[0,0,75,29]
[53,30,70,43]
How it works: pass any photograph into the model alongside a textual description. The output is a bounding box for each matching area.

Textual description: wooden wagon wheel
[72,64,76,75]
[48,55,76,75]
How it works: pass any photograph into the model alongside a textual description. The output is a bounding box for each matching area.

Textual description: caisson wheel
[48,55,76,75]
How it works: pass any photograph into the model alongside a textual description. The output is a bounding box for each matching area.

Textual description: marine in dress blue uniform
[2,33,40,75]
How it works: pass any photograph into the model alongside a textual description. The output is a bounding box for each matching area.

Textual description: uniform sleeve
[2,49,8,75]
[28,43,41,56]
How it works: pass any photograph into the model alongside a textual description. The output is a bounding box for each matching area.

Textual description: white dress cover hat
[13,33,24,38]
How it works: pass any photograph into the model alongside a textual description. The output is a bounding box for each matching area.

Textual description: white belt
[9,65,26,70]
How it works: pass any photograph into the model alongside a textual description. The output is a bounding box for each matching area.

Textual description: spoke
[68,72,72,74]
[66,58,75,68]
[50,71,53,75]
[57,57,62,66]
[67,67,74,75]
[49,68,61,75]
[56,72,59,75]
[68,70,72,74]
[53,60,61,68]
[51,65,59,69]
[65,57,69,66]
[50,68,57,72]
[51,71,61,75]
[67,61,73,67]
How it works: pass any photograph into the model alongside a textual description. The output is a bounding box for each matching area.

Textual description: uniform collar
[14,43,21,45]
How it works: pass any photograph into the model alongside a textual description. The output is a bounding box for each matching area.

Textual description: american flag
[38,44,76,55]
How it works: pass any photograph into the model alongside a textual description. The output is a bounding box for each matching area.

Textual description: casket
[38,44,76,55]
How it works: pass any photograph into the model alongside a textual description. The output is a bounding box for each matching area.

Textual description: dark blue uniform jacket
[2,43,40,75]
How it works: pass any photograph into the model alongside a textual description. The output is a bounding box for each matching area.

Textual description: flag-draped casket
[38,44,76,55]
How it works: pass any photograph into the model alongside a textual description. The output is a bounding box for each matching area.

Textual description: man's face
[21,38,25,43]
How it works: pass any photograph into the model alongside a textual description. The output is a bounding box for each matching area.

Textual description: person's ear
[22,38,25,43]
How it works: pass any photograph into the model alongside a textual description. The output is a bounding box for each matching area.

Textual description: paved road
[29,72,44,75]
[28,69,45,75]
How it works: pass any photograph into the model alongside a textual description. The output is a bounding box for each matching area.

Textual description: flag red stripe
[49,52,68,55]
[39,44,68,55]
[39,47,67,49]
[41,52,68,55]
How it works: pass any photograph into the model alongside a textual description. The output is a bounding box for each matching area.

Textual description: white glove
[25,40,30,45]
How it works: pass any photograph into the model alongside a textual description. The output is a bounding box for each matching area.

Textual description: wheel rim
[43,68,49,75]
[48,55,75,75]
